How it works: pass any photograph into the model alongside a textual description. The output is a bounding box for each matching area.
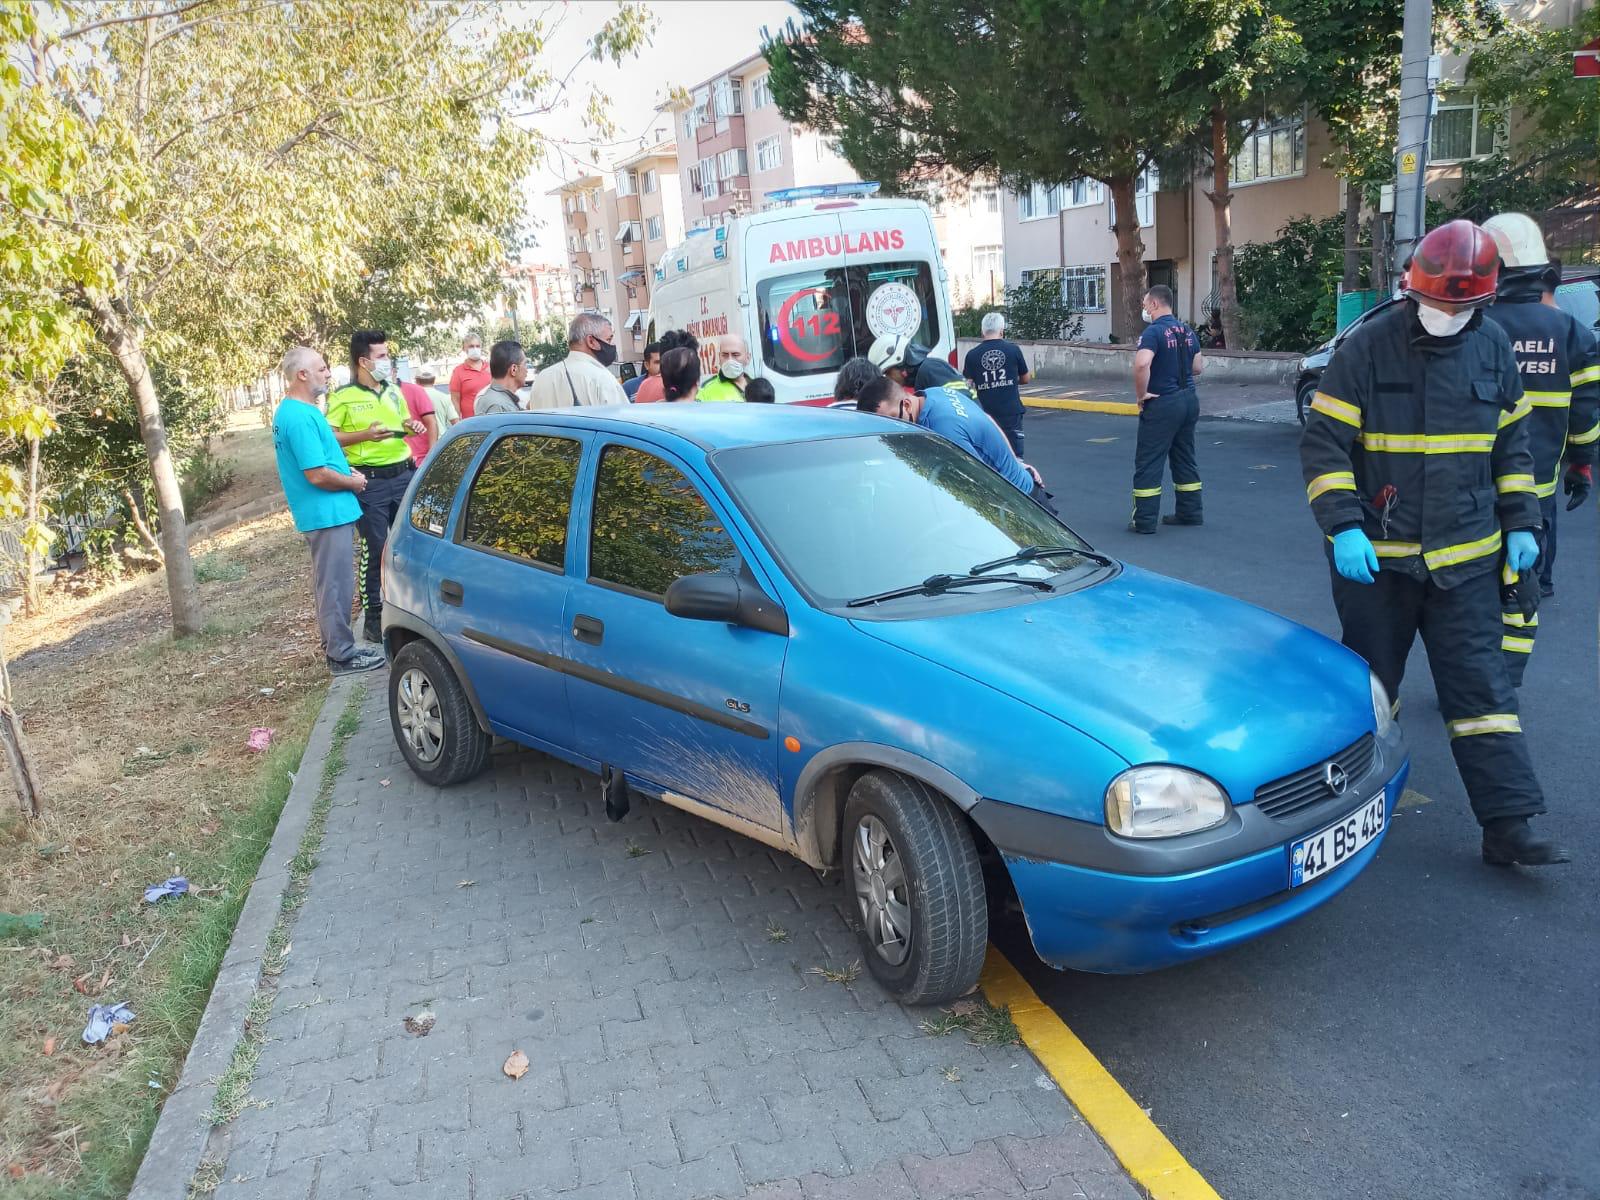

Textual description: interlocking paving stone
[215,687,1137,1198]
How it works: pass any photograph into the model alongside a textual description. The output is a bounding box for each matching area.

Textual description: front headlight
[1104,766,1230,839]
[1370,670,1395,738]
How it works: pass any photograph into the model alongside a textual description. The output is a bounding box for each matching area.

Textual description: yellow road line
[1024,395,1141,415]
[981,949,1224,1200]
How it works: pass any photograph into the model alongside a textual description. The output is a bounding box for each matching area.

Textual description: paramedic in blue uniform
[962,312,1032,455]
[1130,285,1205,533]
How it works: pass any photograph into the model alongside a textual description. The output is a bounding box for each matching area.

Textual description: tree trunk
[1208,106,1242,352]
[1342,181,1363,293]
[22,437,41,617]
[83,294,203,636]
[0,623,42,819]
[1108,173,1147,342]
[122,487,165,563]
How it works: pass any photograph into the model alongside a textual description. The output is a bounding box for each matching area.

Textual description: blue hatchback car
[381,404,1408,1004]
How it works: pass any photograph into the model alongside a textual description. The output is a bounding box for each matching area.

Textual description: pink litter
[245,727,274,753]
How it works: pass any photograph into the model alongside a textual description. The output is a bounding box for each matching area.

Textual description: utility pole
[1392,0,1434,272]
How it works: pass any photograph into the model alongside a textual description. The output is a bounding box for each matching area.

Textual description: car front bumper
[973,746,1409,975]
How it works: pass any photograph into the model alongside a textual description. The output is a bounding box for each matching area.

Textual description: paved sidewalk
[214,686,1140,1200]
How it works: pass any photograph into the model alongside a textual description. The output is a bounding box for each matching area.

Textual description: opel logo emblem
[1324,762,1349,795]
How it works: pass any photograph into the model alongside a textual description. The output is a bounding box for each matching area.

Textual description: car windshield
[713,432,1102,610]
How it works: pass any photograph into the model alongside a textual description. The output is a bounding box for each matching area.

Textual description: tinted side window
[590,446,741,596]
[409,434,485,536]
[461,434,582,568]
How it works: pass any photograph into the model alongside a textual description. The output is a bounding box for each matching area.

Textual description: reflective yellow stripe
[1536,473,1560,498]
[1495,473,1537,495]
[1174,481,1202,492]
[1572,365,1600,386]
[1501,611,1538,628]
[1132,486,1162,498]
[1306,472,1356,501]
[1501,635,1534,653]
[1390,699,1402,719]
[1569,419,1600,446]
[1372,540,1422,558]
[1358,432,1496,453]
[1498,399,1532,428]
[1522,390,1571,407]
[1311,392,1361,427]
[1447,713,1522,738]
[1423,530,1501,571]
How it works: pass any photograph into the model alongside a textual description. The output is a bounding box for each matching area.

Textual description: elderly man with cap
[1300,219,1564,868]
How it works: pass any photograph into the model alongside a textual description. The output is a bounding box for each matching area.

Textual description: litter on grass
[143,877,189,904]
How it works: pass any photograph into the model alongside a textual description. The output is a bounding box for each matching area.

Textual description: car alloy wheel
[852,813,912,966]
[395,666,444,764]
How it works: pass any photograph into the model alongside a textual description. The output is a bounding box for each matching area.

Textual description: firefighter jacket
[1300,302,1541,589]
[1485,272,1600,497]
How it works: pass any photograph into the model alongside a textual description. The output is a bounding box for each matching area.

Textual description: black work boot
[361,609,382,645]
[1126,522,1157,535]
[1481,817,1570,867]
[1162,513,1203,527]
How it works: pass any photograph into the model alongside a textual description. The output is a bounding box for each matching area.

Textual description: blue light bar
[763,182,882,203]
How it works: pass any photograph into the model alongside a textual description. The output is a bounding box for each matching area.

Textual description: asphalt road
[994,407,1599,1200]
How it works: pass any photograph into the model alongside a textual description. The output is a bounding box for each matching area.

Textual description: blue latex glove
[1506,530,1539,573]
[1332,529,1379,583]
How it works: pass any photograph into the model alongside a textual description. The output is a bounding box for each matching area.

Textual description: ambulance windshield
[755,263,942,378]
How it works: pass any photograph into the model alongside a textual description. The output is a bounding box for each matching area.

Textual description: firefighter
[1300,219,1567,867]
[1482,214,1599,638]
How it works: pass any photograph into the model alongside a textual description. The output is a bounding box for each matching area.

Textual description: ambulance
[647,184,956,405]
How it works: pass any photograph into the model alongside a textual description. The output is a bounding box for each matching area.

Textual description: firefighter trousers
[1132,385,1201,531]
[1500,549,1542,689]
[1331,566,1545,825]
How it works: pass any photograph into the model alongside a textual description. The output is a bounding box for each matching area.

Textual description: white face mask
[720,358,746,381]
[466,346,483,362]
[1415,303,1471,338]
[367,357,392,384]
[1140,308,1152,324]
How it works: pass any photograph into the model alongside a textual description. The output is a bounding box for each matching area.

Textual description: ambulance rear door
[744,212,849,404]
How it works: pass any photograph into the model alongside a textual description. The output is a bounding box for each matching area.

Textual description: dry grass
[190,408,279,520]
[0,510,333,1197]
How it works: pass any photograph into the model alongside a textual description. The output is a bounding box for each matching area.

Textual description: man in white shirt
[526,312,629,408]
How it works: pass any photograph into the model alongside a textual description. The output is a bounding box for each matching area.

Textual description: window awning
[615,222,630,241]
[625,309,647,332]
[618,268,646,284]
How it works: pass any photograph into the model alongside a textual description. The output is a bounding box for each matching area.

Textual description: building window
[1230,112,1307,185]
[976,186,1000,213]
[816,136,842,162]
[698,155,718,194]
[598,270,609,290]
[642,169,657,194]
[646,214,664,241]
[1062,265,1107,312]
[714,77,743,120]
[615,170,636,197]
[750,74,773,109]
[1134,165,1157,227]
[1018,187,1036,220]
[1431,93,1500,162]
[717,147,748,179]
[594,227,606,251]
[688,165,702,193]
[755,135,783,172]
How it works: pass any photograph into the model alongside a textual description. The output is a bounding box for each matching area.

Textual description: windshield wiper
[968,544,1112,575]
[846,573,1056,609]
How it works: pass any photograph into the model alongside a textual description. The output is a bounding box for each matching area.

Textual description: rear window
[756,261,941,378]
[409,433,484,536]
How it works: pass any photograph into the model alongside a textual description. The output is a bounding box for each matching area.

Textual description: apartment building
[483,262,577,334]
[668,52,861,228]
[1001,0,1594,344]
[549,138,683,370]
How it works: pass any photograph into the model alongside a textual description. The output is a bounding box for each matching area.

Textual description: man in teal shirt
[272,346,384,675]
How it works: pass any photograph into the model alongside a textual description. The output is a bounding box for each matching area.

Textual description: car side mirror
[665,572,788,636]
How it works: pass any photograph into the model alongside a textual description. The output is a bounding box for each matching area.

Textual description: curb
[1024,396,1141,415]
[127,675,364,1200]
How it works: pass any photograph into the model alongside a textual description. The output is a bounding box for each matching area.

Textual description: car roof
[457,402,905,451]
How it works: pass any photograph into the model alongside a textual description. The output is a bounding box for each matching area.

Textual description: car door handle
[573,614,604,645]
[440,579,464,606]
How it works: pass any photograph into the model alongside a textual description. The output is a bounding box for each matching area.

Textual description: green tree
[1001,273,1083,342]
[765,0,1222,339]
[1466,6,1600,171]
[1234,212,1349,350]
[5,0,650,635]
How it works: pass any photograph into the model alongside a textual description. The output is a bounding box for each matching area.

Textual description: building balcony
[616,194,641,221]
[698,114,744,149]
[568,209,589,232]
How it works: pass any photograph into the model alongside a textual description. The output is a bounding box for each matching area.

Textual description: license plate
[1290,792,1386,887]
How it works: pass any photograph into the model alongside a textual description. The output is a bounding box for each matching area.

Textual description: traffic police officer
[1130,285,1205,533]
[1300,219,1566,867]
[1482,213,1599,642]
[326,329,424,645]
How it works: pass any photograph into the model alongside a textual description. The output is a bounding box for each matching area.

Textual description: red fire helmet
[1407,219,1500,307]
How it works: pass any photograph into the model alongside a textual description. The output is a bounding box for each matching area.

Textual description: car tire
[388,640,490,787]
[1295,377,1317,425]
[843,770,987,1006]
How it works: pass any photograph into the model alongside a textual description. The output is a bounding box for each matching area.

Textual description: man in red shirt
[399,369,439,463]
[449,333,490,417]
